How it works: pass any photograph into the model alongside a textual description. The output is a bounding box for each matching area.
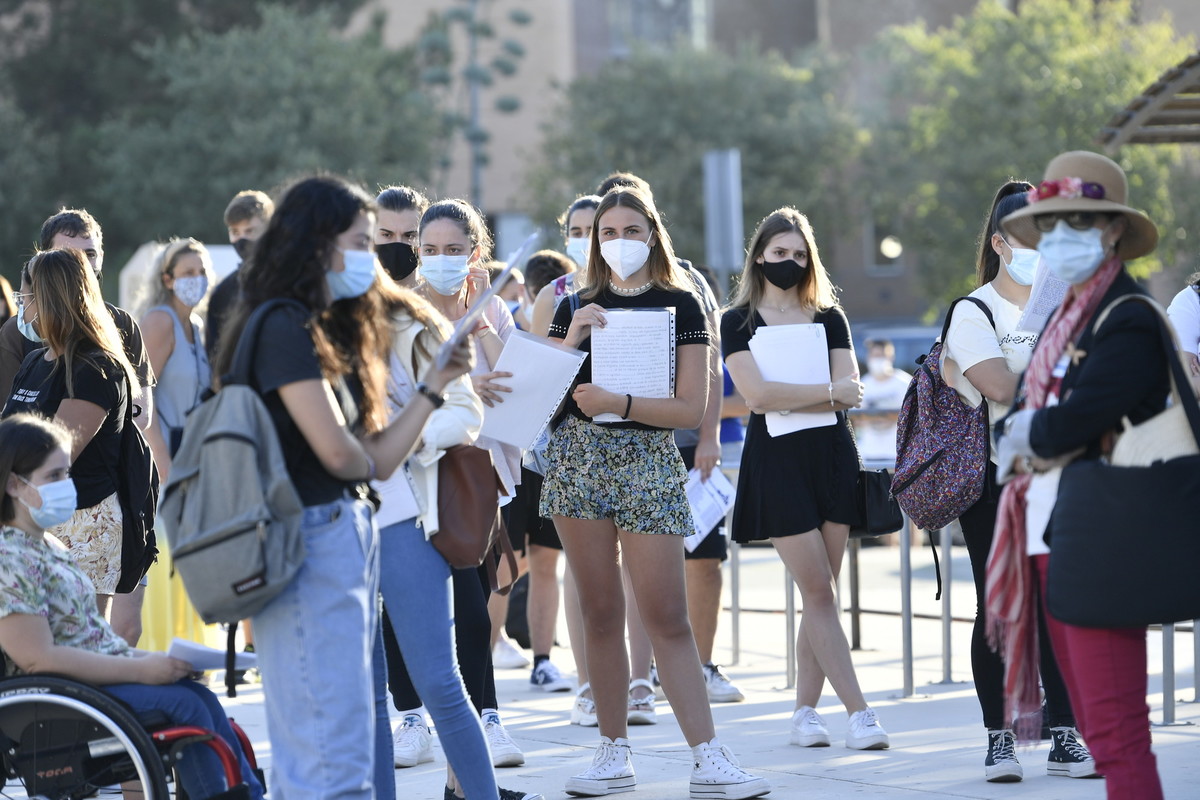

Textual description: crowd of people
[0,149,1189,800]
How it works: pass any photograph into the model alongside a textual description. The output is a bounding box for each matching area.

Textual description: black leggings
[958,463,1075,731]
[383,563,497,714]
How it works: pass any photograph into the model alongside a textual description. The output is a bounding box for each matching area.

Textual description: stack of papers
[748,324,836,437]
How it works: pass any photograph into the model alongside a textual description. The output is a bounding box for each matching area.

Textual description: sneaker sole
[689,777,771,799]
[985,765,1023,782]
[532,681,574,692]
[565,776,636,796]
[393,751,434,768]
[707,690,745,703]
[492,751,526,768]
[1048,762,1100,778]
[790,732,831,747]
[846,736,889,750]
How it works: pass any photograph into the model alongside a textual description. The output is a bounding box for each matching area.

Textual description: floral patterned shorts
[48,493,123,594]
[538,416,692,536]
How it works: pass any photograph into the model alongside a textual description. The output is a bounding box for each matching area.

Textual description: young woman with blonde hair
[722,208,889,751]
[543,187,769,799]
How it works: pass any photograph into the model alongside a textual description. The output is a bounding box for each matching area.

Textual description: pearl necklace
[609,280,653,297]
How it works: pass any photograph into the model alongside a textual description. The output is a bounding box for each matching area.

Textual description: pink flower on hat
[1059,176,1083,200]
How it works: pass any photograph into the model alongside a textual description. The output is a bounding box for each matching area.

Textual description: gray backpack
[160,299,305,629]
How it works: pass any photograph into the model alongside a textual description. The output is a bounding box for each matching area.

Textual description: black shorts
[677,445,729,562]
[504,467,562,551]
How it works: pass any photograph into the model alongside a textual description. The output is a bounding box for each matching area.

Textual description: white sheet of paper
[748,324,836,436]
[684,467,736,551]
[590,308,675,423]
[480,331,587,449]
[167,638,257,671]
[1017,260,1070,333]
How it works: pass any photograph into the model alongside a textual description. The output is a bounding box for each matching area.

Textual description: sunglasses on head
[1032,211,1112,233]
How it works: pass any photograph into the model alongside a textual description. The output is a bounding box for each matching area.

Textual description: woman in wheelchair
[0,413,264,800]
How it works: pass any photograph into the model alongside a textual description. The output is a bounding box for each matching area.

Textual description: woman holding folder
[542,187,769,799]
[722,208,890,751]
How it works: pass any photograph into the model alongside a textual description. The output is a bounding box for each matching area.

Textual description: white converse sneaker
[627,678,657,725]
[530,659,573,692]
[483,710,525,767]
[984,729,1023,782]
[846,706,889,750]
[703,663,745,703]
[789,706,831,747]
[493,636,531,669]
[571,684,598,727]
[392,713,434,767]
[689,739,771,799]
[565,736,636,796]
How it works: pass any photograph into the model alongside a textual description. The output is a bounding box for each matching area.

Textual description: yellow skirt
[139,548,216,652]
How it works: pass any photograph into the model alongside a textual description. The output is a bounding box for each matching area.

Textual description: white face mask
[1003,244,1040,287]
[599,238,651,281]
[420,254,471,296]
[17,475,77,529]
[565,237,589,267]
[173,274,210,307]
[867,357,892,377]
[1038,221,1108,285]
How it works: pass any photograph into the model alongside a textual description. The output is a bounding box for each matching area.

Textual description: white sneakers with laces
[483,710,525,767]
[493,636,531,670]
[985,729,1023,782]
[392,713,434,767]
[689,738,771,799]
[702,663,745,703]
[846,706,890,750]
[565,736,636,796]
[789,705,831,747]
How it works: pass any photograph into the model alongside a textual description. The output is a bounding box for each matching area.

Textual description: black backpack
[112,372,160,593]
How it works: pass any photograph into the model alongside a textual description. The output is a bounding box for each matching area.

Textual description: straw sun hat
[1001,150,1159,260]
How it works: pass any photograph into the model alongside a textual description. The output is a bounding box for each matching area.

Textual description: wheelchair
[0,674,262,800]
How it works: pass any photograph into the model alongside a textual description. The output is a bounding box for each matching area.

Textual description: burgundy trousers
[1033,554,1163,800]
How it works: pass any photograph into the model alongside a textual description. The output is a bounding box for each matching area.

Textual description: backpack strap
[939,296,996,344]
[223,298,310,389]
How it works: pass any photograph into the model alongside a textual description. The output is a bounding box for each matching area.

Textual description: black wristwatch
[415,382,446,408]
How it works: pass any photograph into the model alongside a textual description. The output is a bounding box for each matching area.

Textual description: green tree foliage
[89,5,438,254]
[863,0,1196,302]
[524,44,861,282]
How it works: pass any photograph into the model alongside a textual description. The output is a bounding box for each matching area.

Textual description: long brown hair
[580,188,689,300]
[23,249,135,396]
[375,270,451,370]
[729,208,838,330]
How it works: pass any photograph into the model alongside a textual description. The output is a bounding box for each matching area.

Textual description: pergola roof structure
[1099,50,1200,152]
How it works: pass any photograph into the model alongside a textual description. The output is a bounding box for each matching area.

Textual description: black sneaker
[1047,726,1099,778]
[499,789,544,800]
[984,730,1022,783]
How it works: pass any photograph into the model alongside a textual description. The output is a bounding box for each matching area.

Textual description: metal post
[729,538,740,666]
[785,568,796,690]
[899,514,915,697]
[938,525,954,684]
[849,538,862,650]
[1162,623,1176,724]
[1194,619,1199,703]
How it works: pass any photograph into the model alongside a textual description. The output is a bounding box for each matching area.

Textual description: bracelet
[415,382,446,408]
[622,393,633,420]
[828,382,835,409]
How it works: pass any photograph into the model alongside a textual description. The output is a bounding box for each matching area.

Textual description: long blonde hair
[23,249,135,396]
[579,188,690,300]
[138,237,213,316]
[729,207,838,330]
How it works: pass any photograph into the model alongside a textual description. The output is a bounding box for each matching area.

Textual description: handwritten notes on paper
[748,323,836,436]
[591,308,676,423]
[480,330,587,450]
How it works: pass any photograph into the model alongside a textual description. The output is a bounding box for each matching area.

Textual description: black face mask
[760,258,805,291]
[232,238,254,262]
[377,241,420,282]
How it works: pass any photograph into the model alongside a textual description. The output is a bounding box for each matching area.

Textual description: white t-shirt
[1167,285,1200,357]
[856,370,911,463]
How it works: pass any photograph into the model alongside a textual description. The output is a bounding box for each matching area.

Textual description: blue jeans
[253,497,379,800]
[105,680,264,800]
[375,517,497,800]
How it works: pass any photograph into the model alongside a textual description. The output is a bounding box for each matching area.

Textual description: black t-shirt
[721,304,852,358]
[549,284,710,431]
[250,302,366,507]
[3,348,127,509]
[205,269,240,365]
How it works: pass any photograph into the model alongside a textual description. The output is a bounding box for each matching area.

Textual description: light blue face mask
[16,303,42,344]
[173,274,209,307]
[17,475,77,529]
[327,249,378,300]
[1002,244,1040,287]
[1038,220,1108,285]
[420,254,471,296]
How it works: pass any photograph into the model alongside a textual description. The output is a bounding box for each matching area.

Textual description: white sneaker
[392,714,434,767]
[846,706,890,750]
[689,739,771,799]
[493,637,531,670]
[627,679,657,725]
[565,736,636,796]
[703,663,745,703]
[571,684,598,727]
[530,659,573,692]
[483,711,525,767]
[789,705,831,747]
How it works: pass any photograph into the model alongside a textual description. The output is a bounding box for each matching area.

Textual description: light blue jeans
[253,496,379,800]
[374,517,497,800]
[105,679,264,800]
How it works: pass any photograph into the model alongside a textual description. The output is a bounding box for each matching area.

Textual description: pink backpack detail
[891,297,996,530]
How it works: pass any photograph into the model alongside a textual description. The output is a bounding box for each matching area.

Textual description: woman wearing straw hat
[988,150,1168,799]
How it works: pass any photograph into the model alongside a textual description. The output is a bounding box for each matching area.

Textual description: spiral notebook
[479,330,587,450]
[590,308,677,423]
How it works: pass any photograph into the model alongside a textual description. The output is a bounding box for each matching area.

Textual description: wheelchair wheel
[0,675,170,800]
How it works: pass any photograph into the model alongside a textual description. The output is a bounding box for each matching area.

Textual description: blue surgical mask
[1038,221,1107,285]
[17,476,77,529]
[327,249,378,300]
[173,274,209,307]
[17,303,42,344]
[420,254,471,296]
[1003,245,1040,286]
